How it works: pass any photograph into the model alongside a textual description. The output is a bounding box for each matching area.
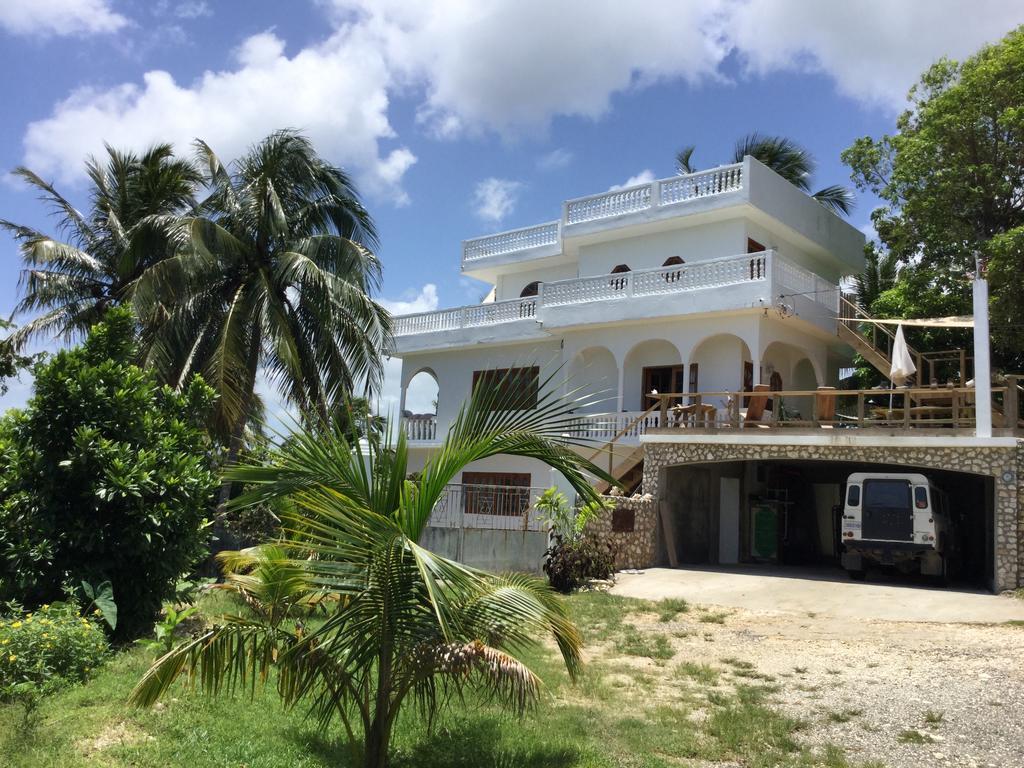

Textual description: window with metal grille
[462,472,531,516]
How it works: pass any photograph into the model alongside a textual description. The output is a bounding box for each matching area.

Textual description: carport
[656,453,999,590]
[642,433,1022,592]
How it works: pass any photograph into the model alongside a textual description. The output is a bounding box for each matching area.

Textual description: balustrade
[394,250,826,336]
[403,415,437,441]
[462,221,559,262]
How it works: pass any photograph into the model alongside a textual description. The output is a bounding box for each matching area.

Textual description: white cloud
[536,148,573,171]
[721,0,1024,109]
[609,169,656,191]
[332,0,729,136]
[0,0,128,37]
[379,283,439,315]
[22,29,416,202]
[472,178,523,224]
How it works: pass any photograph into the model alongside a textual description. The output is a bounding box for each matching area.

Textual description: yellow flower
[24,617,32,624]
[42,604,50,611]
[11,621,21,629]
[1,639,8,645]
[84,667,90,673]
[92,609,101,616]
[42,633,49,639]
[8,655,15,663]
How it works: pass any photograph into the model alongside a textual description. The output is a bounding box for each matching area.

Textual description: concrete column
[616,364,626,412]
[974,257,992,438]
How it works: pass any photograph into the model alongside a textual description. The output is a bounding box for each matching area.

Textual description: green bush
[0,603,108,699]
[0,309,219,639]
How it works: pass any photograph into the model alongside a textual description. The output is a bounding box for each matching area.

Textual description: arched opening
[762,342,822,421]
[623,339,682,411]
[520,281,540,297]
[609,263,631,291]
[689,334,752,414]
[403,368,440,440]
[567,346,618,414]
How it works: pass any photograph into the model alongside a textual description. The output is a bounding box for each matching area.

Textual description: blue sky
[1,0,1023,416]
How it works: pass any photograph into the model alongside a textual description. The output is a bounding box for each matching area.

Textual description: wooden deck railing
[646,377,1022,434]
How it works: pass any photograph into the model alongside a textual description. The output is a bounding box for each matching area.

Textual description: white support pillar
[616,364,626,412]
[973,256,992,438]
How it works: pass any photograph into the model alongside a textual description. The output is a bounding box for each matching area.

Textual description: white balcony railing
[461,164,745,268]
[394,250,787,336]
[568,411,662,441]
[463,221,560,263]
[403,414,437,441]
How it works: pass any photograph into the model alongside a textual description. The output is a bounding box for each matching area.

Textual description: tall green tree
[0,145,200,349]
[131,369,614,768]
[843,26,1024,368]
[0,308,217,640]
[133,130,392,480]
[676,133,854,215]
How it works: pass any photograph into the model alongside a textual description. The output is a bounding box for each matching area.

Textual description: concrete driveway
[611,565,1024,623]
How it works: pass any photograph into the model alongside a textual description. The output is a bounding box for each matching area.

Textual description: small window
[520,281,540,297]
[914,486,929,509]
[609,264,631,291]
[612,507,636,532]
[863,479,911,511]
[662,256,685,283]
[472,367,540,411]
[846,485,860,507]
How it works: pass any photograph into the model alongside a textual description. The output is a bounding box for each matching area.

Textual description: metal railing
[427,483,550,531]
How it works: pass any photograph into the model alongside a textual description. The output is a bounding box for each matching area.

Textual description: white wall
[691,335,749,410]
[577,219,746,277]
[568,346,618,413]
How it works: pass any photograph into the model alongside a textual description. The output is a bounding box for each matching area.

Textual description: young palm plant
[0,144,200,349]
[130,368,615,768]
[675,132,855,215]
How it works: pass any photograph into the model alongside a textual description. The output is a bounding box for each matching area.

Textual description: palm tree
[133,130,391,468]
[0,145,201,349]
[130,369,615,768]
[852,245,900,309]
[675,133,854,215]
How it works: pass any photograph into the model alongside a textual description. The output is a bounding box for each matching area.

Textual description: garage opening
[660,459,994,589]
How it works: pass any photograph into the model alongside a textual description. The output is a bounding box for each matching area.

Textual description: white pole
[973,255,992,438]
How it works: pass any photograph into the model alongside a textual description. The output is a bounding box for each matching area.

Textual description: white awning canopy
[844,316,974,328]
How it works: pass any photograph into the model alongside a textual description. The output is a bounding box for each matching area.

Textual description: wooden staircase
[589,404,660,495]
[838,293,924,385]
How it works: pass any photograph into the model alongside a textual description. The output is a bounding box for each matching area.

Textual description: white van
[840,472,954,581]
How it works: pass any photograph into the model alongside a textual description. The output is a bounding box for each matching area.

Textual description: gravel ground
[632,605,1024,768]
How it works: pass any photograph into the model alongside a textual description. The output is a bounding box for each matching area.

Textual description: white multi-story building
[393,156,865,492]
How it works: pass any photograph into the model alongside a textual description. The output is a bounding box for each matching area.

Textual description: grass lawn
[1,591,882,768]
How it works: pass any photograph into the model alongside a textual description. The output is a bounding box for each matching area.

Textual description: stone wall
[641,439,1023,591]
[585,494,659,570]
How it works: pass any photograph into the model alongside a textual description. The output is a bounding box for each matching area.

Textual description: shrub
[0,603,108,699]
[543,534,616,593]
[536,487,615,592]
[0,309,219,639]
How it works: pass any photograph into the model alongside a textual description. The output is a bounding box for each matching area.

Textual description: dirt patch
[77,720,154,757]
[617,605,1024,767]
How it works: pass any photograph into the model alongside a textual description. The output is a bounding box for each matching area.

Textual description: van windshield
[863,480,911,511]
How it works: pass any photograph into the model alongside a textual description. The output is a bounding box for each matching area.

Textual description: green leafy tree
[133,130,391,500]
[0,145,200,350]
[0,308,218,640]
[843,26,1024,368]
[130,369,614,768]
[676,133,854,215]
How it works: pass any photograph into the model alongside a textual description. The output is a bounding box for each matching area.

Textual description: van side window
[847,485,860,507]
[914,486,928,509]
